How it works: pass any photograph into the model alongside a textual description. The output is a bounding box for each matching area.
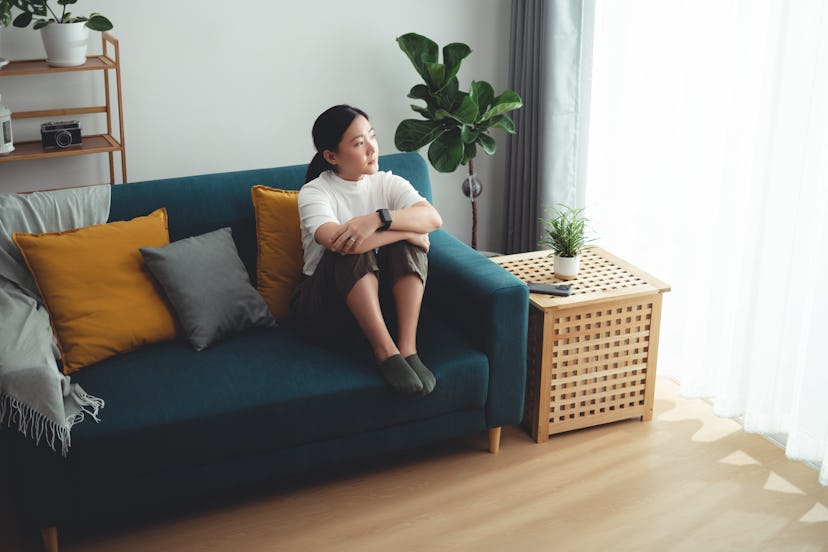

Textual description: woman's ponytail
[304,104,370,184]
[305,151,332,183]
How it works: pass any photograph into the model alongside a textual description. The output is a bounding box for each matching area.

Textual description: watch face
[377,209,392,230]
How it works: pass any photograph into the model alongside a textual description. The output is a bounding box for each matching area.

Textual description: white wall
[0,0,512,251]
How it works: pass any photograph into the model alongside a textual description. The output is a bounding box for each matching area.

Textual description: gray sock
[405,354,436,396]
[379,354,423,394]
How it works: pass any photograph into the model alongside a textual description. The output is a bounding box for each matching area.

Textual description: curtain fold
[587,0,828,484]
[504,0,545,254]
[504,0,595,254]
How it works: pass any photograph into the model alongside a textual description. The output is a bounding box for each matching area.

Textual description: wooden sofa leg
[41,526,58,552]
[488,427,502,454]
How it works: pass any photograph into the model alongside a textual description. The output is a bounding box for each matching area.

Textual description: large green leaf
[450,94,478,125]
[395,119,445,152]
[489,114,516,134]
[86,13,113,31]
[407,84,438,114]
[434,77,459,111]
[480,90,524,121]
[443,42,471,83]
[461,124,479,144]
[11,10,31,27]
[424,61,446,90]
[428,128,464,172]
[477,132,497,155]
[57,0,77,5]
[470,81,494,117]
[433,109,452,121]
[407,84,429,101]
[410,104,433,119]
[397,33,438,85]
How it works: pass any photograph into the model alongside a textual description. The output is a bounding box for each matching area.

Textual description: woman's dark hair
[305,104,370,183]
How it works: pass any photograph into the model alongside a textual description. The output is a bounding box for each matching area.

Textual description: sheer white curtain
[586,0,828,484]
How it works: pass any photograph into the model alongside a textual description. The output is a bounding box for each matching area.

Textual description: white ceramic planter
[40,22,90,67]
[0,94,14,156]
[554,254,580,280]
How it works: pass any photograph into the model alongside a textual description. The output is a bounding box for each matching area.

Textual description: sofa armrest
[425,229,528,427]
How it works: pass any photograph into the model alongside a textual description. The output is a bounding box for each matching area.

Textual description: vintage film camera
[41,120,82,149]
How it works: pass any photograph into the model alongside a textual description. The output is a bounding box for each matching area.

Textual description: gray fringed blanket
[0,185,110,456]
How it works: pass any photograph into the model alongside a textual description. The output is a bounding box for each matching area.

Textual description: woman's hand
[406,233,430,253]
[330,213,380,254]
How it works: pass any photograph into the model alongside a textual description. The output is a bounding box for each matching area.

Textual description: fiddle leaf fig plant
[9,0,112,31]
[394,32,523,173]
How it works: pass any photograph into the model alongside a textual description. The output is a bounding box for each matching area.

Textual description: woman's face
[325,115,379,181]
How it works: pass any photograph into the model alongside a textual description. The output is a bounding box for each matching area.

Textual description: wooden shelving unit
[0,33,126,184]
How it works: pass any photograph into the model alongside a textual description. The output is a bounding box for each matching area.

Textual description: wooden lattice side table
[491,247,671,442]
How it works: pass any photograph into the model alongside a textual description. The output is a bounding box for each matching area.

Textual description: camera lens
[55,130,73,148]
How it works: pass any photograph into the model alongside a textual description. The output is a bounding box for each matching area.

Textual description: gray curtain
[503,0,595,254]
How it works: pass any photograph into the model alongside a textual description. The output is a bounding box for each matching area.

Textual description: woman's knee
[332,250,379,296]
[382,242,428,284]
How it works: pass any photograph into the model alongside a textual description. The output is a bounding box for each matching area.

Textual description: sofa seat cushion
[68,315,488,479]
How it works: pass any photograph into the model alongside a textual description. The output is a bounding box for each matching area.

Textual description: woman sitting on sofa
[290,104,443,395]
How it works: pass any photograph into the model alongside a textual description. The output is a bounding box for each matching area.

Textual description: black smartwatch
[376,208,392,231]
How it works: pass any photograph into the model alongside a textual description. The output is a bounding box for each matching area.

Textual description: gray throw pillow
[140,227,275,351]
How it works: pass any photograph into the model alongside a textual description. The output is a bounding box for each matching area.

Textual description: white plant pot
[554,254,580,280]
[40,22,90,67]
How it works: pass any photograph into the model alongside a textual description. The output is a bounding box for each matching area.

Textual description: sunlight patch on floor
[655,391,741,443]
[764,471,806,495]
[719,450,761,466]
[690,420,741,443]
[799,502,828,523]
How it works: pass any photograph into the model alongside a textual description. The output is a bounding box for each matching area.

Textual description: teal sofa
[3,152,528,548]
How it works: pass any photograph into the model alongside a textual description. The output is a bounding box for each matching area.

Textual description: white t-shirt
[298,170,427,275]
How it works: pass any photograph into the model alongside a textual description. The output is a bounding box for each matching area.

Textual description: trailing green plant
[539,204,595,258]
[394,32,523,173]
[1,0,14,26]
[8,0,112,31]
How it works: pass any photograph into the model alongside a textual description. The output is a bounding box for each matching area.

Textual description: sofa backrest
[107,151,431,282]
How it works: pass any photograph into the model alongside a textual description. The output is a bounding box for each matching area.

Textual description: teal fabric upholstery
[426,230,529,426]
[3,152,527,532]
[68,315,488,480]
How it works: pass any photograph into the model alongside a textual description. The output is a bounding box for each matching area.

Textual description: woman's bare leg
[346,272,397,362]
[346,272,422,393]
[392,273,424,357]
[393,273,436,394]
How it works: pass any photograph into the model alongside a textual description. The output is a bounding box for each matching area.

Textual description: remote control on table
[527,282,572,297]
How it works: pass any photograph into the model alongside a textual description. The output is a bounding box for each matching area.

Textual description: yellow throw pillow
[13,208,180,374]
[251,185,302,320]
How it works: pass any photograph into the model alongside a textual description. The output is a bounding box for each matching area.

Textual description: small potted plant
[8,0,113,67]
[539,204,594,280]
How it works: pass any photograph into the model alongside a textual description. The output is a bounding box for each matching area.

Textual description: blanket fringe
[0,390,104,457]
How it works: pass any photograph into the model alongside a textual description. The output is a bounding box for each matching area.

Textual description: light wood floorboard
[2,377,828,551]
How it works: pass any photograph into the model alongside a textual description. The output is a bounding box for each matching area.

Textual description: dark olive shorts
[289,241,428,341]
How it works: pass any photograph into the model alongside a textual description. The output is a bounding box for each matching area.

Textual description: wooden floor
[3,377,828,551]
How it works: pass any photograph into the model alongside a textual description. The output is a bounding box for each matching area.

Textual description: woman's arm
[315,224,429,255]
[385,201,443,234]
[316,201,442,254]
